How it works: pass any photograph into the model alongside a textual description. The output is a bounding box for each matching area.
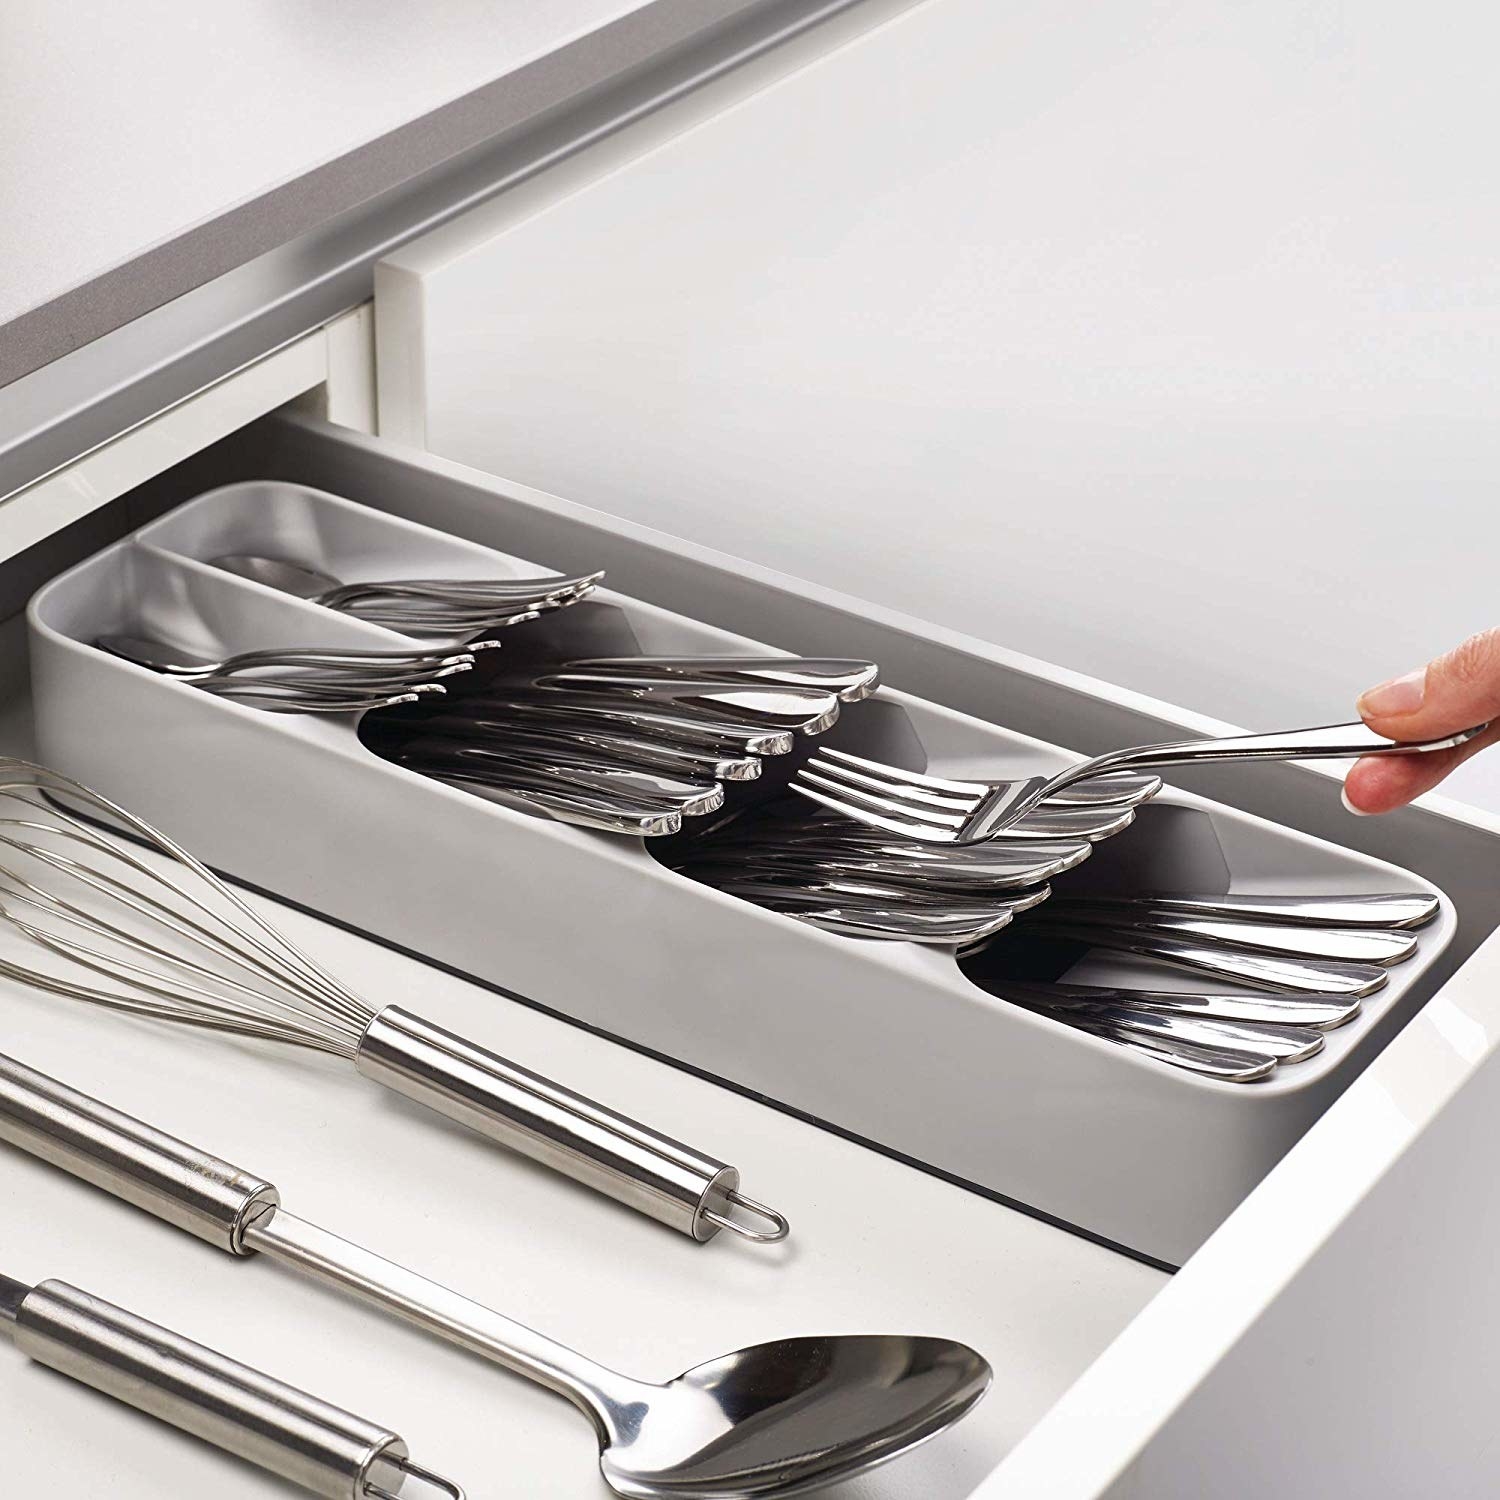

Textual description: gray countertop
[0,0,783,389]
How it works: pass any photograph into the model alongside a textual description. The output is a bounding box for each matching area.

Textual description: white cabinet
[375,0,1500,813]
[4,2,1500,1494]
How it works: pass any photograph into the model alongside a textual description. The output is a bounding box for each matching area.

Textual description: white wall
[388,0,1500,809]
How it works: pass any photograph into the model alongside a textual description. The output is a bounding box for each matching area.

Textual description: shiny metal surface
[246,1209,989,1499]
[96,633,476,714]
[0,1052,970,1495]
[9,1277,460,1500]
[356,1006,785,1243]
[0,1052,278,1254]
[1044,1016,1279,1083]
[1044,910,1419,966]
[1013,920,1390,997]
[993,980,1363,1032]
[795,722,1489,843]
[396,740,725,818]
[555,655,881,702]
[1051,890,1443,930]
[462,693,798,755]
[214,553,600,636]
[0,759,782,1242]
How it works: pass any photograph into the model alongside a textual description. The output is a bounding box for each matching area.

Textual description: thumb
[1357,628,1500,739]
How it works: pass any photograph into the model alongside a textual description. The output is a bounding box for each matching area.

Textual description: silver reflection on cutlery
[991,980,1362,1031]
[0,1268,462,1500]
[793,721,1488,844]
[547,656,881,703]
[96,633,473,713]
[1051,891,1442,930]
[0,761,785,1242]
[0,1053,985,1500]
[1042,1015,1278,1082]
[214,552,602,635]
[1044,910,1418,966]
[1013,920,1390,996]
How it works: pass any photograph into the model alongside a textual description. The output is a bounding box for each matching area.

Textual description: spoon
[0,1053,992,1500]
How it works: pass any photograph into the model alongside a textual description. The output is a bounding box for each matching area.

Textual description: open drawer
[16,406,1500,1499]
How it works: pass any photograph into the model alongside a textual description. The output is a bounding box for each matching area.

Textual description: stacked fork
[367,656,880,836]
[214,553,605,639]
[97,634,487,713]
[959,889,1441,1082]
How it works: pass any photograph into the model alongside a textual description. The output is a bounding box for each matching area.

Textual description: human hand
[1344,629,1500,814]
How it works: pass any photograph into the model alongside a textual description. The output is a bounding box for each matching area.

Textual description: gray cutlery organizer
[26,482,1456,1265]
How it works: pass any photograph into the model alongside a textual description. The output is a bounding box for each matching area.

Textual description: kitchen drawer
[27,406,1500,1498]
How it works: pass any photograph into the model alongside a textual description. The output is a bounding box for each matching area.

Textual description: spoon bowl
[597,1334,992,1499]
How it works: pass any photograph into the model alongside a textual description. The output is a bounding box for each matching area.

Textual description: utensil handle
[5,1278,442,1500]
[355,1008,786,1244]
[1052,719,1488,791]
[0,1051,277,1255]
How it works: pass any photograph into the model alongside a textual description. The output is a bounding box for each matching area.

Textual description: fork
[792,722,1488,844]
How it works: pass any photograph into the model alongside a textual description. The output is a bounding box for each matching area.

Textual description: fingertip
[1340,784,1371,817]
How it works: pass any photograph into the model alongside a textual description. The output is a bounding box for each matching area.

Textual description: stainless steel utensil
[992,979,1363,1031]
[671,838,1089,892]
[0,1269,460,1500]
[1041,909,1418,965]
[518,681,843,737]
[1007,919,1389,996]
[793,722,1488,843]
[214,552,603,635]
[1046,890,1442,930]
[466,694,798,756]
[0,1053,989,1500]
[693,875,1046,944]
[96,634,478,714]
[783,794,1138,843]
[396,740,725,818]
[0,761,785,1243]
[550,655,880,702]
[1033,1014,1279,1082]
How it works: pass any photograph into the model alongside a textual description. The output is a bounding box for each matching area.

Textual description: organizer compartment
[28,481,1457,1265]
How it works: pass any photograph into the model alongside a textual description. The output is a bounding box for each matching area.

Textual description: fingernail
[1358,667,1426,718]
[1341,786,1371,817]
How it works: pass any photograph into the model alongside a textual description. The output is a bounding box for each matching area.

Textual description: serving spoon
[0,1050,990,1499]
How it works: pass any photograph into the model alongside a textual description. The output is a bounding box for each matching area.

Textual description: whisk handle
[0,1051,278,1255]
[355,1007,751,1242]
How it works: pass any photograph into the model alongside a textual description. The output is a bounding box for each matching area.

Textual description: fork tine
[817,746,984,797]
[794,767,972,827]
[802,752,978,810]
[788,776,962,842]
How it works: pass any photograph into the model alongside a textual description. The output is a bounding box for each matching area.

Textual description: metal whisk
[0,759,787,1245]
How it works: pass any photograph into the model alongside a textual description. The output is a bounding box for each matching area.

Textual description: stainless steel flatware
[541,656,880,703]
[396,740,724,818]
[1049,1001,1323,1063]
[1036,1013,1279,1082]
[695,876,1043,944]
[671,839,1087,892]
[793,722,1488,843]
[1049,890,1442,930]
[470,693,798,756]
[0,1054,989,1500]
[388,715,764,783]
[214,552,603,635]
[0,1268,461,1499]
[1043,910,1418,965]
[0,761,786,1243]
[97,633,478,713]
[991,979,1363,1031]
[517,681,842,736]
[1010,919,1389,996]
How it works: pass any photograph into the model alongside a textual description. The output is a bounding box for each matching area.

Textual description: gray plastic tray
[27,480,1456,1264]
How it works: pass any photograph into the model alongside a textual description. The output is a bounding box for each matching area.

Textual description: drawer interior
[24,455,1464,1270]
